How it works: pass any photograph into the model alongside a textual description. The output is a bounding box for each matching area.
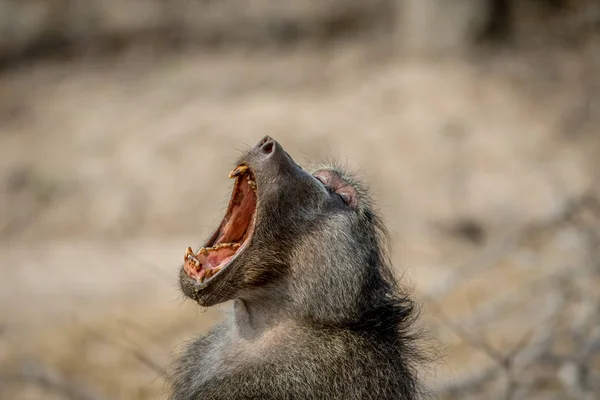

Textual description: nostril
[257,135,271,147]
[261,141,274,154]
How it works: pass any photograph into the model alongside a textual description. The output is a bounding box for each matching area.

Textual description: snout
[243,136,301,180]
[251,136,288,164]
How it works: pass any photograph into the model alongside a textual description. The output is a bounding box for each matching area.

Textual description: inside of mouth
[184,168,257,282]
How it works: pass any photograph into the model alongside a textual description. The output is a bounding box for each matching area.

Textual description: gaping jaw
[183,165,257,287]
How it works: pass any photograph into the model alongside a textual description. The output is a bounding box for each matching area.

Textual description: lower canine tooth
[184,247,194,262]
[184,247,200,267]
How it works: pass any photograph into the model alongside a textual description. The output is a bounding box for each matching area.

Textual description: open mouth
[183,165,257,285]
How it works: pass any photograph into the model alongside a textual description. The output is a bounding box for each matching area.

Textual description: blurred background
[0,0,599,399]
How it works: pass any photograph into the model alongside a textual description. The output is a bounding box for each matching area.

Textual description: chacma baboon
[170,136,426,400]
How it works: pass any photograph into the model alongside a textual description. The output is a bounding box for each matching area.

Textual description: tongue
[200,246,237,269]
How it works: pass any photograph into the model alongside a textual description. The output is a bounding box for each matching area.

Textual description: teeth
[184,247,194,262]
[184,247,200,268]
[211,242,240,251]
[247,179,257,192]
[202,267,221,282]
[185,242,238,282]
[229,165,249,179]
[184,244,239,269]
[204,268,221,279]
[204,269,214,280]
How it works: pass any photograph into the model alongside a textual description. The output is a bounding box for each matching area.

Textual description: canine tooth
[229,165,249,179]
[184,247,200,267]
[184,247,194,262]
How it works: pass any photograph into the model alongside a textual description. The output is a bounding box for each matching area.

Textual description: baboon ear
[313,170,359,209]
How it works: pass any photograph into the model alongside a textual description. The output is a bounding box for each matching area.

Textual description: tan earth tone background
[1,1,599,399]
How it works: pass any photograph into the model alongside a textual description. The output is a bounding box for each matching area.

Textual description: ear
[313,170,359,209]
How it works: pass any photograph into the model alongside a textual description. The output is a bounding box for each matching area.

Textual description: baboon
[170,136,426,400]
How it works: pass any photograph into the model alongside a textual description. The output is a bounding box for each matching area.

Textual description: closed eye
[315,175,350,207]
[313,169,358,210]
[314,174,327,187]
[336,192,351,205]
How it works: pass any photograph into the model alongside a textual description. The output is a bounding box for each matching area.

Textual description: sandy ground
[0,44,598,399]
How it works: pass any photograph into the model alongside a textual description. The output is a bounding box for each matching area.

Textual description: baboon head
[180,136,387,320]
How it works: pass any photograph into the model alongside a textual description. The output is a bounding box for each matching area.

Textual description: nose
[254,135,277,156]
[250,135,300,175]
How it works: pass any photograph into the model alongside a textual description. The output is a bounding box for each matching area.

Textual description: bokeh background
[1,1,599,399]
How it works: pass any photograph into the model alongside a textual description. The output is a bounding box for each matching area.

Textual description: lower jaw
[181,271,233,306]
